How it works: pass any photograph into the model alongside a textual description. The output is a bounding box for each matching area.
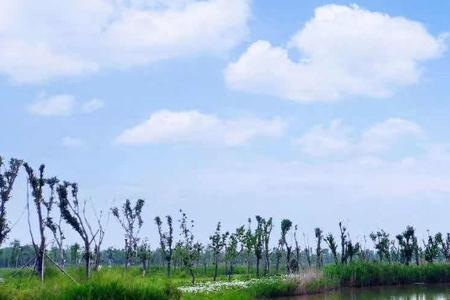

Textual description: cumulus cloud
[295,118,424,157]
[28,94,104,116]
[225,4,446,102]
[0,0,250,83]
[116,110,285,146]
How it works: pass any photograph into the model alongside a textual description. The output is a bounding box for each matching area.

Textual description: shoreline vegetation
[1,155,450,299]
[1,262,449,299]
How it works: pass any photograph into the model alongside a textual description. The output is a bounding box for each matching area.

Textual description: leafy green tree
[240,219,254,276]
[69,243,81,265]
[225,232,239,280]
[0,156,22,247]
[24,163,54,281]
[339,222,348,264]
[111,199,145,270]
[423,231,440,263]
[137,239,151,276]
[253,216,265,277]
[345,240,360,263]
[314,228,323,268]
[324,233,338,265]
[293,225,303,271]
[155,215,174,277]
[9,239,21,268]
[396,226,416,265]
[370,230,391,263]
[436,232,450,261]
[262,218,273,275]
[209,222,228,281]
[280,219,293,272]
[57,182,97,278]
[179,210,200,284]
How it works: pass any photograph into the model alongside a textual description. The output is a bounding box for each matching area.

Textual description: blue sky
[1,0,450,247]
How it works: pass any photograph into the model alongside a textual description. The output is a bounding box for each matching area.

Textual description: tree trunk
[84,243,91,279]
[167,259,171,277]
[190,269,195,284]
[256,257,260,277]
[275,255,280,274]
[264,253,270,275]
[213,258,218,281]
[36,203,46,282]
[228,262,233,281]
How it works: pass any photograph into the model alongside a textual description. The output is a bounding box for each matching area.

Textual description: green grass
[1,263,450,299]
[0,267,180,300]
[324,261,450,287]
[0,266,294,300]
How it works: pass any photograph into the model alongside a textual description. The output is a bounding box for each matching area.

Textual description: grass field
[0,263,449,300]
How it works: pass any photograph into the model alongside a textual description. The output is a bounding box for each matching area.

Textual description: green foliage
[370,230,390,263]
[0,157,23,246]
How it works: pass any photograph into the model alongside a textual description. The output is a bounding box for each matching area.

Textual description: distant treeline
[0,155,449,284]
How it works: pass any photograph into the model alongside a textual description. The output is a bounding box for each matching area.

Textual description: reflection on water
[280,285,450,300]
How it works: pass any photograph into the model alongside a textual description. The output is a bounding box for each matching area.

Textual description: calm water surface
[279,285,450,300]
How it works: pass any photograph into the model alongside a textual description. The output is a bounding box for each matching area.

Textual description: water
[280,284,450,300]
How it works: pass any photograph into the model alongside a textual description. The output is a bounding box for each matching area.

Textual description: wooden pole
[45,253,79,285]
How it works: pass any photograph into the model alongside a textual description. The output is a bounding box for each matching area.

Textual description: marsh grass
[1,263,450,299]
[325,262,450,287]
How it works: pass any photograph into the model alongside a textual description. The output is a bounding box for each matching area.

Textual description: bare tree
[111,199,145,270]
[0,156,22,246]
[91,208,107,271]
[155,215,174,277]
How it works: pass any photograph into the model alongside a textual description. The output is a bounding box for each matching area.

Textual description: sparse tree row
[1,154,450,284]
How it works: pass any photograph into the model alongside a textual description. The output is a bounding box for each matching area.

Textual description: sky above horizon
[1,0,450,248]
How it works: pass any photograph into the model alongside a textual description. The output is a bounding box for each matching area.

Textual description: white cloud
[28,94,104,116]
[116,110,285,146]
[28,95,76,116]
[225,4,446,102]
[190,151,450,201]
[360,118,424,153]
[296,120,354,157]
[82,98,104,113]
[296,118,424,157]
[62,136,84,148]
[0,0,250,83]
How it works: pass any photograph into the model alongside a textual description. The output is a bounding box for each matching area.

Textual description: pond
[279,284,450,300]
